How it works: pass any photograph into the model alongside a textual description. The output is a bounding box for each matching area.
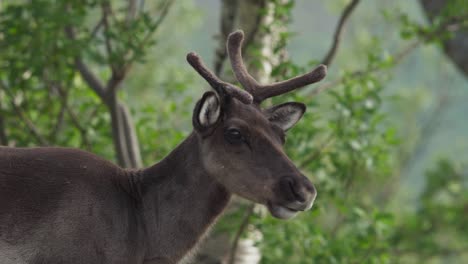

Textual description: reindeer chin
[267,202,299,220]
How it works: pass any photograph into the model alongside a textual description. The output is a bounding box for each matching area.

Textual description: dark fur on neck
[136,133,231,263]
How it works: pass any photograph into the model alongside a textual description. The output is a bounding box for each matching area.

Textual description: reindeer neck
[138,132,231,263]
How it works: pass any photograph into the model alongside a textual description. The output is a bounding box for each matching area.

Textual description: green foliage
[0,0,177,162]
[135,94,192,164]
[0,0,113,152]
[391,159,468,263]
[245,1,468,263]
[0,0,467,263]
[392,0,468,44]
[255,48,398,263]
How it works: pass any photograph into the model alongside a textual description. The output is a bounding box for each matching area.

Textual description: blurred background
[0,0,467,263]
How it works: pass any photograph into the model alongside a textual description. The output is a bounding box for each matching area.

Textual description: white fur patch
[198,95,220,127]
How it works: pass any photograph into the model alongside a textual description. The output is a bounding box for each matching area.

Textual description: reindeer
[0,30,326,264]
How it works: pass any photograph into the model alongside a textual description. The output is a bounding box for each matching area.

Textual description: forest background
[0,0,467,263]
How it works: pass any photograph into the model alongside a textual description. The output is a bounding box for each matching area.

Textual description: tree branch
[309,18,463,99]
[50,90,68,140]
[90,17,104,39]
[67,105,93,150]
[118,103,142,168]
[131,0,174,62]
[108,93,131,167]
[54,84,93,150]
[64,6,142,168]
[42,75,69,140]
[420,0,468,76]
[107,0,174,96]
[100,1,128,96]
[106,73,125,99]
[321,0,361,67]
[227,203,256,264]
[65,26,108,100]
[76,58,108,100]
[102,1,115,71]
[0,81,49,145]
[307,40,421,99]
[299,134,335,168]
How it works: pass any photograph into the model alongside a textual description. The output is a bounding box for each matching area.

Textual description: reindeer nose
[285,177,306,202]
[281,176,316,211]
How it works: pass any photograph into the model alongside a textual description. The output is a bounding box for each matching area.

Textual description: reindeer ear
[265,102,306,131]
[193,91,221,132]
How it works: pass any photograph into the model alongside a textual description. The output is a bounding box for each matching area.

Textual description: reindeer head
[187,30,326,219]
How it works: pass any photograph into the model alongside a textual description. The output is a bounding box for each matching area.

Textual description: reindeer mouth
[266,202,299,220]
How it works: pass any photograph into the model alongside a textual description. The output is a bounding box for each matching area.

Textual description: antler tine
[187,52,253,104]
[256,64,327,101]
[227,30,327,103]
[227,30,260,95]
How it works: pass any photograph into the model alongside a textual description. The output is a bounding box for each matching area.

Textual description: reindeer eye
[224,128,244,144]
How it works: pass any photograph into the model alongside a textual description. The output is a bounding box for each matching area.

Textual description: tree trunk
[420,0,468,77]
[118,102,142,168]
[106,92,143,169]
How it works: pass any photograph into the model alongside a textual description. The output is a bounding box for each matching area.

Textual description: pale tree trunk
[236,0,289,84]
[106,90,143,168]
[195,1,292,263]
[214,0,289,82]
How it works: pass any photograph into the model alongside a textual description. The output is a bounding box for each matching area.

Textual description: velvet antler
[227,30,327,104]
[186,52,253,104]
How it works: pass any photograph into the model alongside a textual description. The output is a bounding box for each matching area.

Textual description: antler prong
[188,30,326,105]
[186,52,253,104]
[257,64,327,101]
[186,52,222,88]
[227,30,327,104]
[226,30,259,94]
